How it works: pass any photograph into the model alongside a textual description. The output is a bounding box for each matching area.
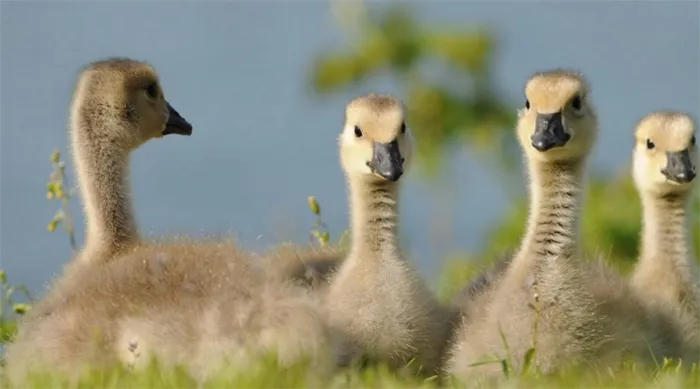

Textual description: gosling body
[325,94,452,376]
[5,59,342,383]
[446,70,670,381]
[630,112,700,356]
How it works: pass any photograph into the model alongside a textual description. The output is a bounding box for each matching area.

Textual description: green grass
[1,357,698,389]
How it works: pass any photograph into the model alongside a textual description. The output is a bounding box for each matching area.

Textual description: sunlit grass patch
[1,354,698,389]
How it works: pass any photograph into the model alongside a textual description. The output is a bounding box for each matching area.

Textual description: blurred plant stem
[307,195,330,247]
[46,149,77,254]
[0,268,34,345]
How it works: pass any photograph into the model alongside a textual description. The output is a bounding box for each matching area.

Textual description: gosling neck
[347,175,401,262]
[517,157,586,266]
[639,191,691,271]
[71,121,138,262]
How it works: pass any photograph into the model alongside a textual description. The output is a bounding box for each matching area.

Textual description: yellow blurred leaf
[311,54,359,91]
[13,303,31,315]
[423,30,492,72]
[307,196,321,215]
[50,149,60,163]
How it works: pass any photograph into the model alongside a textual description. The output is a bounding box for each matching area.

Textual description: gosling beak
[531,111,570,152]
[661,149,696,183]
[367,139,404,182]
[163,101,193,136]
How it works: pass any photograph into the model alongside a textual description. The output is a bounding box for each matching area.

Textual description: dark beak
[661,149,696,183]
[163,101,193,136]
[531,111,570,152]
[367,139,404,182]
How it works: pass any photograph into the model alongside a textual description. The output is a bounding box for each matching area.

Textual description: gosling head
[633,112,697,196]
[516,69,598,163]
[339,94,414,183]
[71,58,193,150]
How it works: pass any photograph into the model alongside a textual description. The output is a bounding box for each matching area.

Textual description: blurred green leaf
[310,3,513,173]
[50,149,60,163]
[422,29,493,73]
[13,303,31,315]
[0,319,17,344]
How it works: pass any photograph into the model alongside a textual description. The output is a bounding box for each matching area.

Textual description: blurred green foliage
[310,2,700,297]
[307,195,331,247]
[0,150,72,348]
[46,149,77,253]
[311,2,514,174]
[0,269,33,348]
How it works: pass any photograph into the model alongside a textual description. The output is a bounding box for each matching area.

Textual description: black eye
[692,135,696,146]
[525,100,530,109]
[646,139,655,150]
[400,122,406,134]
[571,96,582,111]
[354,126,362,138]
[146,83,158,98]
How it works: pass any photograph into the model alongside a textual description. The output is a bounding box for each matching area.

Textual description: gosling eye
[646,139,655,150]
[691,135,696,147]
[354,126,363,138]
[400,122,406,134]
[146,83,158,99]
[525,100,530,110]
[571,96,582,112]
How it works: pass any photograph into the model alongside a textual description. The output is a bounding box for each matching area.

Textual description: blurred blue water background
[1,1,698,295]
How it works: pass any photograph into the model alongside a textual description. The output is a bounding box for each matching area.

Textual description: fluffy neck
[71,122,138,262]
[639,192,691,273]
[516,158,585,268]
[347,176,401,263]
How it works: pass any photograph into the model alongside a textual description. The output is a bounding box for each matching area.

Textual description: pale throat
[640,190,689,261]
[347,174,401,260]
